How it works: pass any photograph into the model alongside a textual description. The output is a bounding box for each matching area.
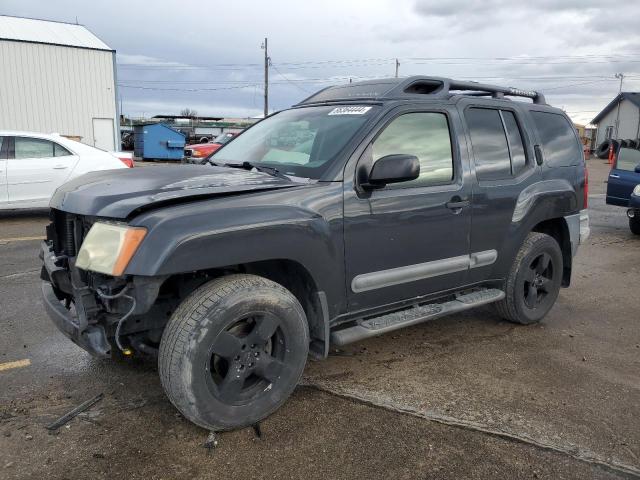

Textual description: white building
[591,92,640,146]
[0,15,119,150]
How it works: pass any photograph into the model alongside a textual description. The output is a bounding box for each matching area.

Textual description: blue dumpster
[133,123,186,161]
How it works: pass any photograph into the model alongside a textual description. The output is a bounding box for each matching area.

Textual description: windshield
[211,105,377,179]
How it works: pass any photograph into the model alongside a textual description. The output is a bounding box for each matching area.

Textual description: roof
[591,92,640,125]
[0,15,112,51]
[297,76,547,106]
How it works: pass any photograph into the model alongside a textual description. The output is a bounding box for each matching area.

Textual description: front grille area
[47,210,90,258]
[184,149,193,157]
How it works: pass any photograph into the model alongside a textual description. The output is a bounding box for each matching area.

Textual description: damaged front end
[40,210,167,358]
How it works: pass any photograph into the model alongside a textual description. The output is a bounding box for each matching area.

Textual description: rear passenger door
[459,102,537,284]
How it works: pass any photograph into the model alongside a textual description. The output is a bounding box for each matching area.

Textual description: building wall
[595,99,640,145]
[0,40,118,149]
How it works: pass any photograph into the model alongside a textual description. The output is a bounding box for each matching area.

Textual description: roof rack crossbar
[443,78,546,104]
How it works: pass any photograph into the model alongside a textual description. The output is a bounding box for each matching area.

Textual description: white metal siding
[0,40,117,147]
[595,99,640,145]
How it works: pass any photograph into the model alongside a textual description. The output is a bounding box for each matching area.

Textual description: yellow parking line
[0,359,31,372]
[0,236,44,242]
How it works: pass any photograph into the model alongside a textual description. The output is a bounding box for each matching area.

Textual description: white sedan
[0,131,132,210]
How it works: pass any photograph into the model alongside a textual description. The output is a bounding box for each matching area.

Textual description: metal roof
[0,15,112,51]
[591,92,640,125]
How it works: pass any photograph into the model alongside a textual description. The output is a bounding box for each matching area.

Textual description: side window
[15,138,55,159]
[616,148,640,172]
[530,111,582,167]
[465,108,511,181]
[502,111,527,176]
[54,143,72,157]
[372,112,453,188]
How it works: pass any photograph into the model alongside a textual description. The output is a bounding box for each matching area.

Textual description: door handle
[609,174,620,179]
[53,165,68,170]
[446,197,470,211]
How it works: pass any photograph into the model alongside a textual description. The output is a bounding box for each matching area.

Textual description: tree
[180,108,198,118]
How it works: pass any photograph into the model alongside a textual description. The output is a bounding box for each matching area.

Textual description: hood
[50,165,299,218]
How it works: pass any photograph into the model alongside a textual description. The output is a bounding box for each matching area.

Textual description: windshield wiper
[221,161,291,181]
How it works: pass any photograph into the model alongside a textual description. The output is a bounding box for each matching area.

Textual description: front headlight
[75,222,147,276]
[192,150,205,157]
[633,184,640,196]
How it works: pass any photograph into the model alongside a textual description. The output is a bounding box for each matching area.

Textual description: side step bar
[330,288,505,346]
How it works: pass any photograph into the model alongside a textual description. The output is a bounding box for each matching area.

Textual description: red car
[183,132,238,164]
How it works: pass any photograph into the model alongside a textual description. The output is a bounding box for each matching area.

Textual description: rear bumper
[42,281,111,358]
[565,209,590,257]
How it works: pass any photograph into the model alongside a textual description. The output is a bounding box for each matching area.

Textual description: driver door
[343,108,472,311]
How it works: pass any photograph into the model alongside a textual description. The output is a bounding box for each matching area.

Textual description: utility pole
[262,38,270,117]
[614,73,624,139]
[395,58,400,78]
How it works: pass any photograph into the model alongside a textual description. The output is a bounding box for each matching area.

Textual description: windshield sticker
[328,106,372,116]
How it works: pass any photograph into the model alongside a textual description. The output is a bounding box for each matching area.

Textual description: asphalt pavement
[0,158,638,479]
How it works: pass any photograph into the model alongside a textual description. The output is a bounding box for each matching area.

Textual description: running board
[330,288,505,346]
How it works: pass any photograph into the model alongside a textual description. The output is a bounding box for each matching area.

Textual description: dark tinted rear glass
[502,111,527,175]
[465,108,511,181]
[530,111,581,167]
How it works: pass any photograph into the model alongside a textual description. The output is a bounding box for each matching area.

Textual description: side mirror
[365,154,420,188]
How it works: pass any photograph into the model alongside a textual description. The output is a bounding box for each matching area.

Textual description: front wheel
[158,274,309,431]
[495,232,563,325]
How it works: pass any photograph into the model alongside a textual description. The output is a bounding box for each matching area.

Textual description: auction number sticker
[328,106,372,115]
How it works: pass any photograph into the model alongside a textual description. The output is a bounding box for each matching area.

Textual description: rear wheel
[495,232,563,325]
[630,215,640,235]
[158,274,309,431]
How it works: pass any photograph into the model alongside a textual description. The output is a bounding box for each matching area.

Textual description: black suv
[41,77,590,431]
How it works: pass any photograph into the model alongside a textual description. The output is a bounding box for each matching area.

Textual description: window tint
[465,108,511,181]
[54,143,72,157]
[15,138,54,159]
[372,112,453,188]
[530,111,581,167]
[616,147,640,172]
[502,111,527,176]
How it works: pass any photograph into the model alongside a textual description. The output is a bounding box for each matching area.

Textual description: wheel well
[159,259,329,358]
[531,218,572,287]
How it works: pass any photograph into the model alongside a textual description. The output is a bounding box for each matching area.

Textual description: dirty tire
[630,216,640,235]
[494,232,563,325]
[158,274,309,431]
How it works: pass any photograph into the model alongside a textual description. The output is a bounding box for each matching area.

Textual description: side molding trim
[351,250,498,293]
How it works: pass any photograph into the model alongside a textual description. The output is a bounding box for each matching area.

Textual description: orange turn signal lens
[112,227,147,276]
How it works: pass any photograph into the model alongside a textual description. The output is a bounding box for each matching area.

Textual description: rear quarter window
[530,111,581,167]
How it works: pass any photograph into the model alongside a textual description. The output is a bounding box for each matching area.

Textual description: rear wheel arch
[531,217,572,287]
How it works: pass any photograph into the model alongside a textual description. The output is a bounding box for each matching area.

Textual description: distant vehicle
[41,76,589,432]
[606,145,640,234]
[0,131,132,210]
[183,132,238,164]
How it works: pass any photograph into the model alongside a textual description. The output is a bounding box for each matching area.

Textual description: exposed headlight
[75,222,147,276]
[633,184,640,196]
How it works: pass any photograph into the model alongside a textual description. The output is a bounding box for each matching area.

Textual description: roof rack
[297,76,547,106]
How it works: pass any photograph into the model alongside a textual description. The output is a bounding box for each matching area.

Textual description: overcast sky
[4,0,640,124]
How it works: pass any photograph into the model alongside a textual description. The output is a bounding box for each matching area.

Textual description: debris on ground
[203,432,218,453]
[45,393,104,431]
[252,423,262,440]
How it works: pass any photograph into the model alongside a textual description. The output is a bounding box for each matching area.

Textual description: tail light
[583,166,589,208]
[118,156,134,168]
